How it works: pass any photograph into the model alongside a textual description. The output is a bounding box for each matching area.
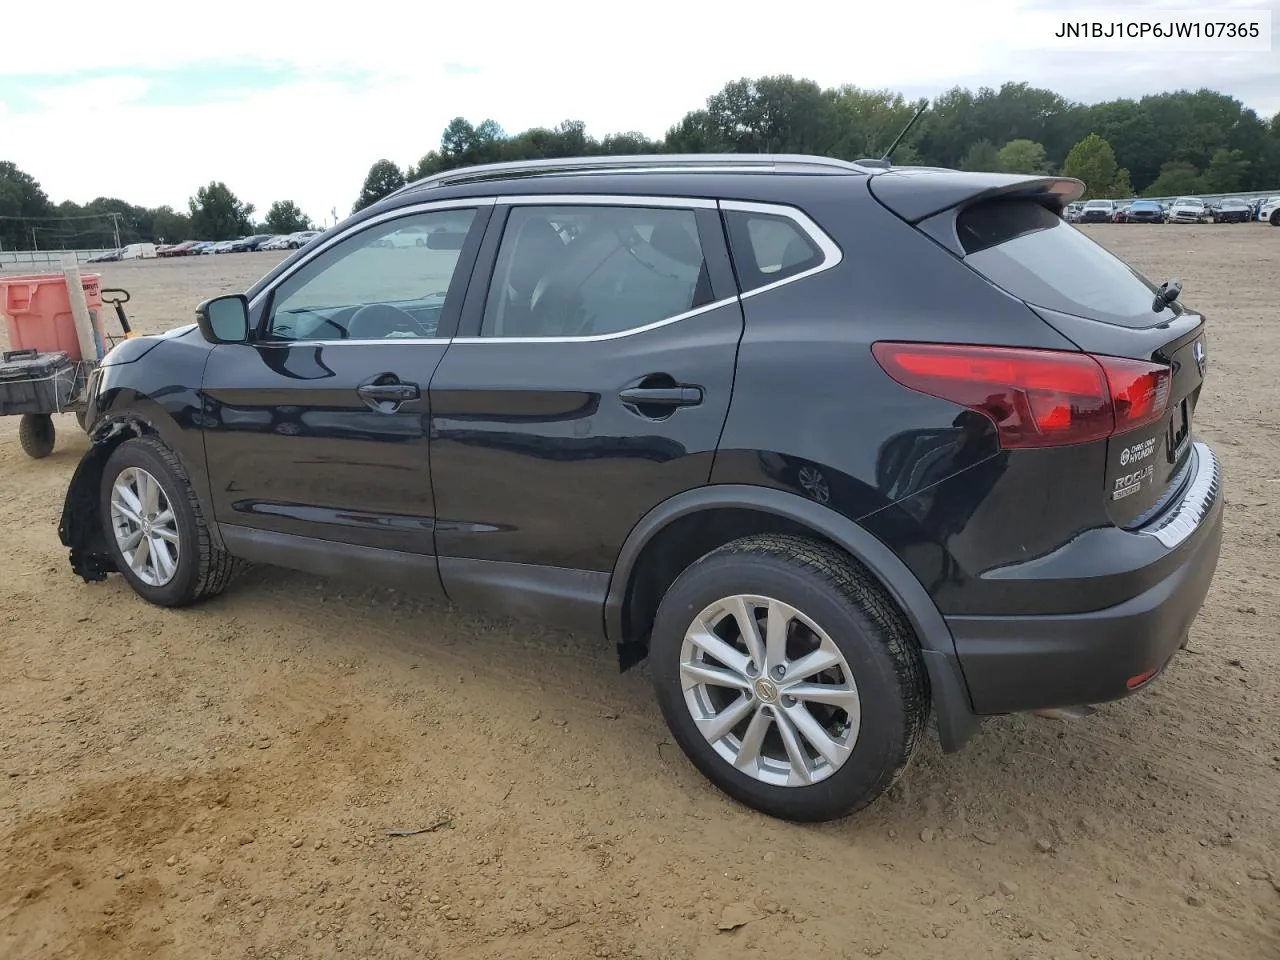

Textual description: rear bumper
[947,442,1223,714]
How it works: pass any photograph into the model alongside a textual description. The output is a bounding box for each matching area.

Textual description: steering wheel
[347,302,425,339]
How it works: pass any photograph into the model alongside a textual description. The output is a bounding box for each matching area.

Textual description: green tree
[1112,168,1134,199]
[188,182,254,240]
[699,75,835,154]
[826,88,920,159]
[960,139,1000,172]
[1142,161,1204,197]
[264,200,313,234]
[353,160,407,213]
[1201,148,1250,193]
[1061,134,1128,198]
[0,160,53,250]
[151,205,191,245]
[600,131,660,155]
[995,139,1048,174]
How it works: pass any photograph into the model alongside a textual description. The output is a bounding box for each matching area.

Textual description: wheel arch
[59,411,225,583]
[606,484,981,752]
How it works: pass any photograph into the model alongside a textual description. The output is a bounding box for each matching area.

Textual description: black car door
[426,195,744,627]
[200,200,491,586]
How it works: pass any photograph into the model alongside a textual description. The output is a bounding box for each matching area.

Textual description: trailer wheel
[19,414,55,459]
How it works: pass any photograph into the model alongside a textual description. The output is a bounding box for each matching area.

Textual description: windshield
[958,200,1175,329]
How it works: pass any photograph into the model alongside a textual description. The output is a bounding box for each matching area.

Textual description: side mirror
[196,294,250,344]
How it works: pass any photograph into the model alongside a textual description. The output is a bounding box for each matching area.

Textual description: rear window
[957,200,1173,329]
[725,211,823,293]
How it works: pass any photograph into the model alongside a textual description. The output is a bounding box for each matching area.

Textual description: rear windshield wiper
[1153,278,1182,312]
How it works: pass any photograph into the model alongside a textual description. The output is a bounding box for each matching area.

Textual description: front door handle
[618,385,703,407]
[358,382,419,402]
[357,375,420,412]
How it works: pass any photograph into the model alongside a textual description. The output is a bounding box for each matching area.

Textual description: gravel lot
[2,227,1278,960]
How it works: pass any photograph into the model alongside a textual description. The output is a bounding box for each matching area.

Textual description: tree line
[0,165,314,252]
[5,77,1279,251]
[355,79,1280,210]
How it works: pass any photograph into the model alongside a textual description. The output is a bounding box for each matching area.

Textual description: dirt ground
[1,229,1278,960]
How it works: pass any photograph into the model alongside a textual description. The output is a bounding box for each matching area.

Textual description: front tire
[100,436,240,606]
[650,534,927,822]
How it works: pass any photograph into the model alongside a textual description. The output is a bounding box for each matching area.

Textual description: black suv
[58,155,1223,822]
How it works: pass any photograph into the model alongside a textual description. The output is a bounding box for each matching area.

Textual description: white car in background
[1259,197,1280,225]
[286,230,321,248]
[1168,197,1210,224]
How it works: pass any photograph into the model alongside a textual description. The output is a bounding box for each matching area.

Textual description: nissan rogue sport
[59,154,1223,822]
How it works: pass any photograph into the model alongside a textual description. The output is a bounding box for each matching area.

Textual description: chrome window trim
[451,197,840,345]
[718,199,844,300]
[451,295,741,345]
[249,338,451,347]
[247,197,496,314]
[248,196,843,347]
[497,193,717,209]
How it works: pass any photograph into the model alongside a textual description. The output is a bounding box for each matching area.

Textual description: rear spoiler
[868,169,1085,224]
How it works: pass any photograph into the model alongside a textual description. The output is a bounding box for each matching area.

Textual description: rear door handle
[618,385,703,407]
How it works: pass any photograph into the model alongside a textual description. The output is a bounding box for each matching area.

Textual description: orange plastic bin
[0,273,107,361]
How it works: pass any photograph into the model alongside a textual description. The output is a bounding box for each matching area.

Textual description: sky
[1,0,1276,228]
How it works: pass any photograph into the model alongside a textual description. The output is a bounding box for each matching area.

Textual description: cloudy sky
[2,0,1276,226]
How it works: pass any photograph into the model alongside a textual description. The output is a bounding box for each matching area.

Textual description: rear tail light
[871,342,1170,450]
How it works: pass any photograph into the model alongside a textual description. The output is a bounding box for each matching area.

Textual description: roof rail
[390,153,867,197]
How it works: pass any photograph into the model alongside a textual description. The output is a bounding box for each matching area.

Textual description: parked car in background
[1211,198,1252,223]
[210,240,235,254]
[1258,197,1280,225]
[258,235,292,251]
[58,154,1223,822]
[286,230,321,248]
[230,235,275,252]
[87,249,123,263]
[1063,202,1083,222]
[1111,203,1131,223]
[1123,200,1165,224]
[156,241,200,257]
[1168,198,1209,224]
[121,243,157,260]
[1077,199,1114,223]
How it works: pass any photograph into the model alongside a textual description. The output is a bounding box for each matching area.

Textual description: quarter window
[266,208,477,341]
[480,205,710,339]
[724,210,823,293]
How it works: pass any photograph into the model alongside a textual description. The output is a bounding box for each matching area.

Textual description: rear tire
[18,414,55,459]
[99,436,241,607]
[1271,210,1280,226]
[649,534,927,822]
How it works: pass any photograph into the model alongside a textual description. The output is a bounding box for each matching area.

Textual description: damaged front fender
[57,420,144,582]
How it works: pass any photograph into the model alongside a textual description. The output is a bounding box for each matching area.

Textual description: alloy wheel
[109,466,181,587]
[679,595,860,787]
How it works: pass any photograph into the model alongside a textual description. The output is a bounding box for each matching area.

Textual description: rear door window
[957,200,1172,329]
